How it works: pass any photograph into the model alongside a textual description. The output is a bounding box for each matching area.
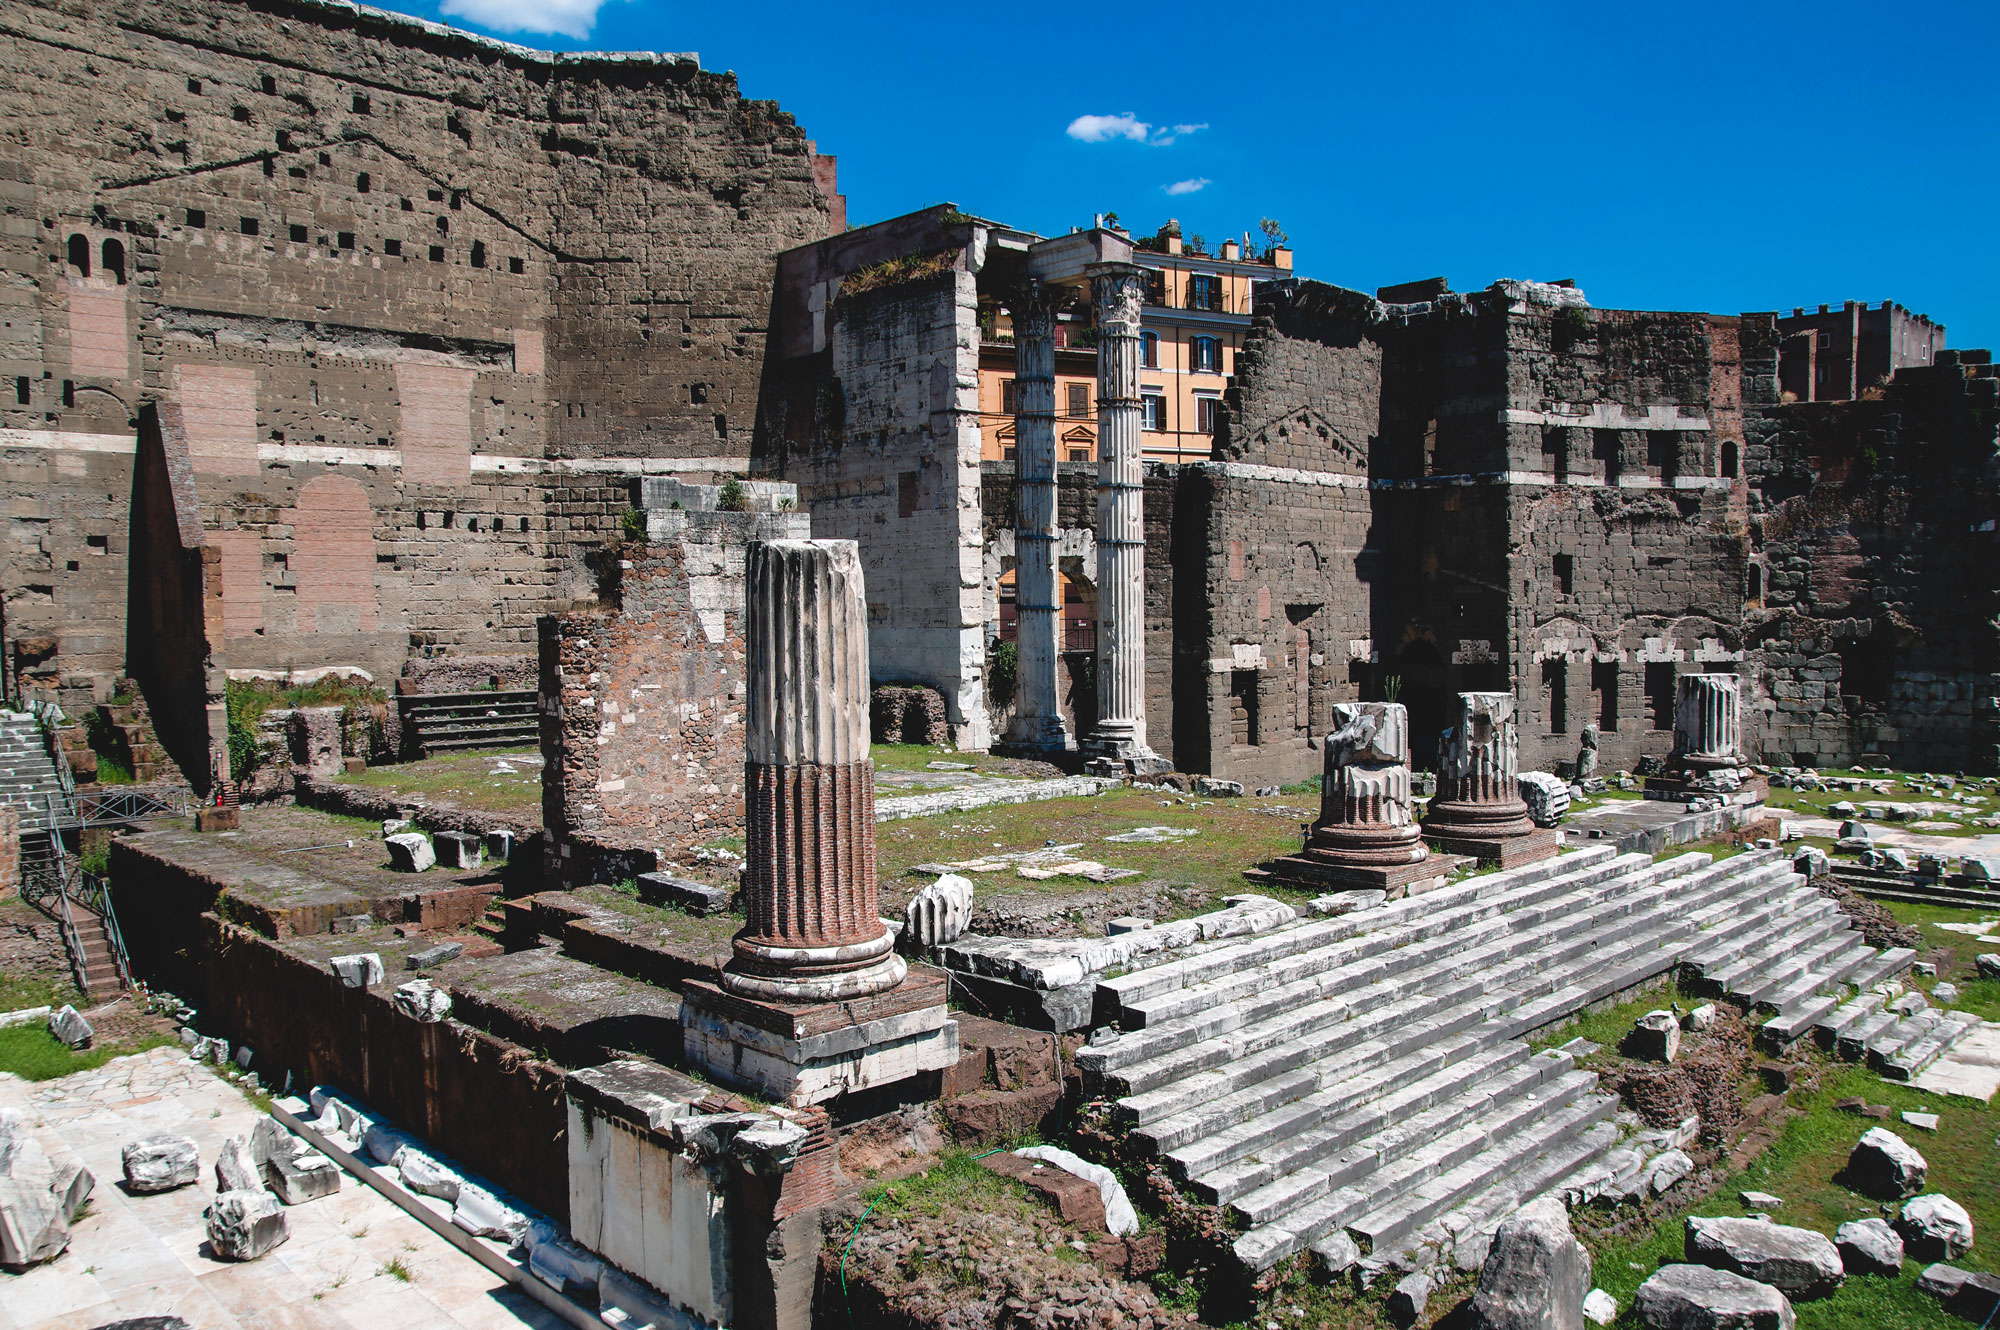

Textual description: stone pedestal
[684,539,954,1106]
[1422,692,1559,867]
[1080,263,1159,770]
[999,283,1070,755]
[1645,672,1766,804]
[1257,702,1455,895]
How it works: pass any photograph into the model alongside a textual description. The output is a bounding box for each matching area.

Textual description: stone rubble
[1897,1194,1975,1260]
[391,978,453,1023]
[903,873,975,949]
[1845,1127,1927,1199]
[1634,1263,1795,1330]
[1683,1216,1843,1300]
[0,1108,94,1270]
[46,1005,93,1049]
[383,832,435,872]
[1013,1146,1137,1236]
[328,952,384,989]
[1466,1195,1591,1330]
[205,1187,290,1260]
[1833,1217,1903,1276]
[120,1134,199,1193]
[1632,1010,1682,1063]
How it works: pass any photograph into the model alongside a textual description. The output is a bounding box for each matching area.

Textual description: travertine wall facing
[0,0,833,733]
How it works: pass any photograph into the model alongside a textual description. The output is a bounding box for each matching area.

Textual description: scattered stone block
[980,1152,1107,1232]
[452,1182,529,1244]
[1582,1288,1617,1326]
[1013,1146,1136,1236]
[1468,1195,1591,1330]
[1834,1218,1903,1276]
[1686,1216,1842,1300]
[1740,1191,1784,1211]
[1975,954,2000,981]
[382,818,411,837]
[432,832,483,870]
[404,942,463,971]
[266,1150,341,1205]
[1634,1263,1795,1330]
[635,872,733,916]
[1106,915,1154,935]
[1645,1149,1695,1196]
[1518,771,1572,827]
[902,874,973,948]
[1194,777,1244,797]
[1846,1127,1927,1200]
[1631,1010,1682,1062]
[527,1228,605,1301]
[0,1112,92,1271]
[1313,1231,1361,1279]
[1913,961,1938,978]
[1389,1270,1432,1326]
[46,1005,92,1049]
[329,953,383,989]
[1791,847,1828,877]
[1897,1194,1975,1261]
[213,1136,259,1193]
[1917,1263,2000,1322]
[1685,1004,1719,1031]
[120,1135,199,1193]
[206,1188,289,1259]
[1902,1111,1941,1133]
[396,1148,461,1204]
[485,830,514,860]
[391,979,453,1023]
[384,833,435,872]
[1961,856,1999,882]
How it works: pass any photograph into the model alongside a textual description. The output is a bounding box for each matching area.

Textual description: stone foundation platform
[680,969,958,1106]
[1423,826,1562,867]
[1246,853,1464,898]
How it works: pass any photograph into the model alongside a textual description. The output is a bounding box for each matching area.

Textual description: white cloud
[439,0,607,39]
[1066,113,1151,144]
[1163,177,1212,196]
[1066,113,1210,147]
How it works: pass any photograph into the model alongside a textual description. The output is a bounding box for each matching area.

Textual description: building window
[1645,663,1675,731]
[1001,379,1020,415]
[1543,426,1569,484]
[289,224,308,243]
[1191,335,1221,372]
[1140,330,1159,368]
[352,93,370,114]
[1543,659,1569,734]
[100,238,125,284]
[1143,271,1166,305]
[1554,553,1574,596]
[1592,660,1619,732]
[384,238,402,256]
[240,217,259,236]
[1142,392,1167,431]
[1188,274,1222,312]
[1066,447,1091,463]
[1721,441,1739,478]
[1230,669,1261,745]
[1066,384,1090,418]
[64,234,89,279]
[1196,394,1220,435]
[1648,434,1679,484]
[1594,429,1621,484]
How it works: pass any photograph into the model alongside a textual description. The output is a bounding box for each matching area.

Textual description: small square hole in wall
[384,238,402,257]
[289,224,307,243]
[240,217,259,236]
[429,245,444,263]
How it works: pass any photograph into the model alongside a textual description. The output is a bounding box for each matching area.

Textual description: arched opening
[101,237,126,285]
[65,234,90,279]
[1721,440,1739,479]
[1747,563,1763,604]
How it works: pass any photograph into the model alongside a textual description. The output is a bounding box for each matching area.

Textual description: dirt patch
[1599,1004,1757,1147]
[1814,879,1922,951]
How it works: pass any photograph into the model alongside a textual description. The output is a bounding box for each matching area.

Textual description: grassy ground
[1762,770,1997,838]
[1588,1057,1997,1329]
[0,1024,177,1081]
[1527,975,1704,1056]
[874,785,1318,912]
[870,743,1051,778]
[331,745,541,815]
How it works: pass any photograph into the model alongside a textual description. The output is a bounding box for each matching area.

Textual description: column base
[1081,754,1172,778]
[680,969,958,1107]
[1422,825,1562,868]
[995,713,1072,757]
[1247,852,1466,899]
[723,928,905,1003]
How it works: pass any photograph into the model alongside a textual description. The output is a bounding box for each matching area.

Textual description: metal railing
[71,784,192,827]
[18,792,135,997]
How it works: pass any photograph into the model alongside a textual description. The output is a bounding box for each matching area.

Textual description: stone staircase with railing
[1078,844,1978,1280]
[0,708,73,833]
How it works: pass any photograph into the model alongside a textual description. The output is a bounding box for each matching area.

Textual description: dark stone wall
[1745,353,2000,770]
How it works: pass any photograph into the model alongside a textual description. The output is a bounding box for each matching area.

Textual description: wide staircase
[399,690,538,755]
[1079,845,1978,1279]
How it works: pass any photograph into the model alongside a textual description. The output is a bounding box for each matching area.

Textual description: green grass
[1588,1060,1998,1328]
[333,746,540,814]
[868,743,1034,778]
[1877,898,2000,1020]
[1528,975,1701,1055]
[378,1256,413,1283]
[0,1026,175,1081]
[859,1146,1033,1222]
[0,968,79,1014]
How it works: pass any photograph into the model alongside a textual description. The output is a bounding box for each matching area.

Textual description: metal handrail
[73,868,133,992]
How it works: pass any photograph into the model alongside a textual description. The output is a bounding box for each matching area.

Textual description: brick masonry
[0,0,836,744]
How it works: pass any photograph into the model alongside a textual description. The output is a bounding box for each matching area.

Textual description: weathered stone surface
[206,1188,289,1260]
[1917,1263,2000,1322]
[1833,1217,1903,1276]
[213,1136,259,1193]
[1685,1216,1843,1300]
[902,873,974,948]
[121,1135,199,1193]
[432,832,484,870]
[404,943,463,971]
[1390,1270,1434,1326]
[452,1182,529,1244]
[328,953,384,989]
[485,830,515,861]
[1519,771,1572,827]
[1632,1010,1682,1063]
[1634,1263,1795,1329]
[1975,954,2000,981]
[1897,1194,1975,1260]
[1469,1195,1591,1330]
[396,1148,462,1204]
[0,1113,90,1271]
[1582,1289,1617,1326]
[1846,1127,1927,1199]
[1013,1145,1137,1236]
[266,1150,341,1205]
[635,873,733,916]
[384,834,435,873]
[391,978,453,1023]
[47,1005,92,1049]
[1646,1149,1696,1196]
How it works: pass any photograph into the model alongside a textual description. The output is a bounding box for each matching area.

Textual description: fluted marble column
[1083,263,1157,765]
[724,539,906,1003]
[1305,702,1428,867]
[1674,673,1742,770]
[1002,282,1069,752]
[1422,692,1535,841]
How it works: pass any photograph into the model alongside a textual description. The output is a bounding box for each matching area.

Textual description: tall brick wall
[0,0,831,734]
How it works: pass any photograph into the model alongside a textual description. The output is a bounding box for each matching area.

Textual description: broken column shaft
[723,539,905,1003]
[1673,673,1742,769]
[1002,282,1070,753]
[1083,262,1160,769]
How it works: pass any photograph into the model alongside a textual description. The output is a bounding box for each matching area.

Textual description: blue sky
[389,0,1997,347]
